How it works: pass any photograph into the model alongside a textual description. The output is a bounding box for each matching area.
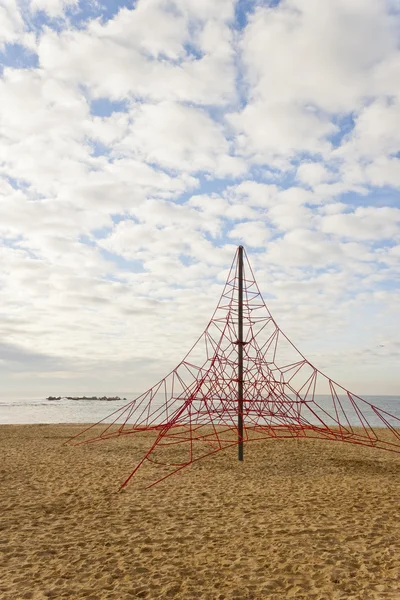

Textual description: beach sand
[1,424,400,600]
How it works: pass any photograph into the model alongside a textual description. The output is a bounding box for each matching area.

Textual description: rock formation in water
[46,396,126,401]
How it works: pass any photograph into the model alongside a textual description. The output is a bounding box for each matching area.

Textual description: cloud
[0,1,36,51]
[240,0,398,112]
[188,193,259,222]
[331,97,400,188]
[0,340,72,370]
[265,228,344,269]
[30,0,78,18]
[0,0,24,46]
[229,0,400,165]
[0,0,399,398]
[225,181,280,208]
[37,0,236,104]
[229,102,337,164]
[228,221,271,247]
[341,98,400,159]
[114,101,246,177]
[365,157,400,187]
[296,162,335,187]
[0,68,92,192]
[320,206,400,241]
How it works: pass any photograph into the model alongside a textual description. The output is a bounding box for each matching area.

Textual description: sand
[1,424,400,600]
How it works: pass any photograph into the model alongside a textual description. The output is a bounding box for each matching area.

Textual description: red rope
[67,247,400,489]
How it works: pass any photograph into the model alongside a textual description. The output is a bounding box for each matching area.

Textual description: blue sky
[0,0,399,397]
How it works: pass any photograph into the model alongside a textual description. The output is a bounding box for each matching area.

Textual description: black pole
[238,246,244,461]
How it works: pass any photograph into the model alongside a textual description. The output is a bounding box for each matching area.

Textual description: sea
[0,394,400,427]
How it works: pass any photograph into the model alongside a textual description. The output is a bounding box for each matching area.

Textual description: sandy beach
[1,424,400,600]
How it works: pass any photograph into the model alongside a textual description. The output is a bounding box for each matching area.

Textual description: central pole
[238,245,244,461]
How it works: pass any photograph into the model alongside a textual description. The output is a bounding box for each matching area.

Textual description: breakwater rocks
[46,396,127,401]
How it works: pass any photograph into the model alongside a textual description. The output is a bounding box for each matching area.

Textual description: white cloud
[319,203,348,216]
[37,0,236,105]
[172,0,234,21]
[265,229,344,268]
[0,0,35,49]
[128,198,219,234]
[0,69,85,135]
[228,221,272,247]
[241,0,398,112]
[30,0,77,18]
[0,0,22,46]
[225,181,279,208]
[229,102,336,163]
[333,99,400,187]
[296,162,335,187]
[115,101,246,176]
[188,193,259,222]
[229,0,400,165]
[268,203,314,232]
[85,112,129,146]
[0,68,199,206]
[320,206,400,241]
[0,68,92,193]
[366,157,400,187]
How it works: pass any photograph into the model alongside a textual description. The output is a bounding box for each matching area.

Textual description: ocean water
[0,394,399,427]
[0,395,135,425]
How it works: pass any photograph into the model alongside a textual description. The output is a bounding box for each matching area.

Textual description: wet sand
[1,424,400,600]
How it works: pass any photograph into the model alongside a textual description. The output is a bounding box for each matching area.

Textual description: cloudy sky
[0,0,399,399]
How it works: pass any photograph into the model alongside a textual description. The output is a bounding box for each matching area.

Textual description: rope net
[67,247,400,488]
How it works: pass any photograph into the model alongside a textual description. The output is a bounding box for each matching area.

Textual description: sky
[0,0,399,398]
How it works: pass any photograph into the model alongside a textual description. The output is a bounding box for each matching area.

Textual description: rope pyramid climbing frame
[68,246,400,488]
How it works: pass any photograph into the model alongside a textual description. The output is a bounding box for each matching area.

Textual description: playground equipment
[68,247,400,488]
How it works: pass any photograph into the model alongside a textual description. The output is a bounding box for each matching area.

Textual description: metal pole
[238,245,244,461]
